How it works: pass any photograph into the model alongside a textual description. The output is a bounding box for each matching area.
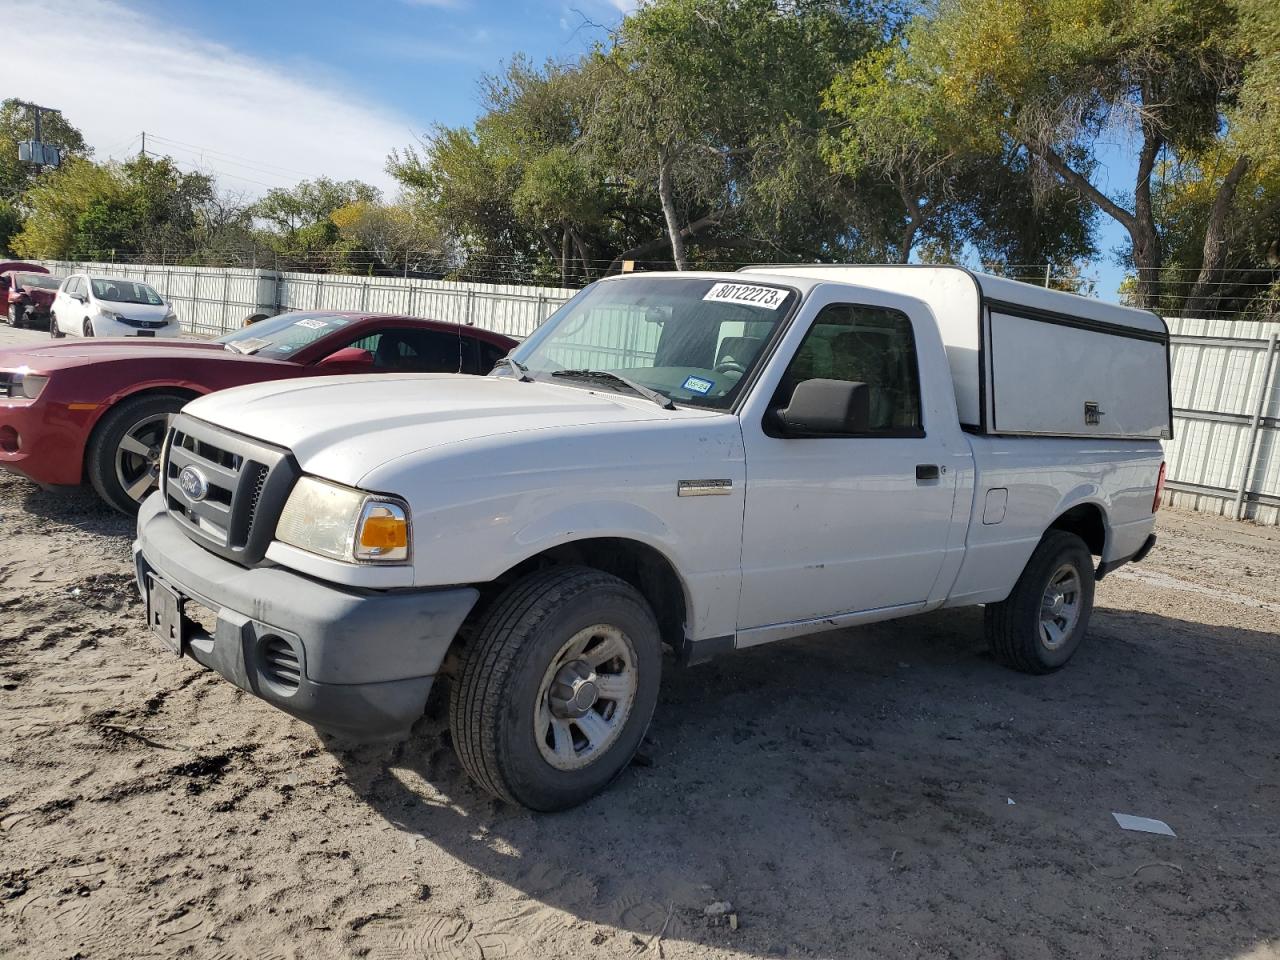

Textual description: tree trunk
[569,226,594,281]
[1037,137,1165,309]
[606,213,722,275]
[657,151,688,270]
[1130,127,1164,309]
[560,225,570,286]
[897,221,917,264]
[1184,154,1251,318]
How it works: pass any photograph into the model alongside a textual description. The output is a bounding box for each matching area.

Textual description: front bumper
[97,318,182,338]
[0,398,91,486]
[133,494,479,740]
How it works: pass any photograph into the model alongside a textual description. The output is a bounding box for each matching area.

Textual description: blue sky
[2,0,1133,299]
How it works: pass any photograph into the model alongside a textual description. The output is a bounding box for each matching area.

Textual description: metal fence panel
[1165,317,1280,524]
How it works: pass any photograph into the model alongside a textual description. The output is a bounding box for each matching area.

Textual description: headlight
[163,308,178,324]
[19,374,49,400]
[275,476,410,563]
[99,307,122,321]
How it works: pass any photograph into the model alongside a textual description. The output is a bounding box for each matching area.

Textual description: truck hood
[184,374,717,486]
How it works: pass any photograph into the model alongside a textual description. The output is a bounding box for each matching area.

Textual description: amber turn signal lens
[359,514,408,549]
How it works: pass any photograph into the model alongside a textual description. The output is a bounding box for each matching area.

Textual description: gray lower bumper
[133,496,479,741]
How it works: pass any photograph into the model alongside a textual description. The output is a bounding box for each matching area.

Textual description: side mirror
[775,379,870,436]
[318,347,374,367]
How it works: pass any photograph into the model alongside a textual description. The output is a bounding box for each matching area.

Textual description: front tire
[449,566,662,811]
[985,530,1095,674]
[83,318,95,338]
[86,393,186,514]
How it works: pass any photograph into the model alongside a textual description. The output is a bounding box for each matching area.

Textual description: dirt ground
[2,469,1280,958]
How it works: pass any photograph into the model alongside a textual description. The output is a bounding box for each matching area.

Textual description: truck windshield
[509,277,796,409]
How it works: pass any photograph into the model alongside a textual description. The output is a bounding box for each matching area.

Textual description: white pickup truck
[135,265,1169,810]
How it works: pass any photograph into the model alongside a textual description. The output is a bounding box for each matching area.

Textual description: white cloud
[0,0,416,197]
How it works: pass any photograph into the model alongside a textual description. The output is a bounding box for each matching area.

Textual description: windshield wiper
[551,369,675,410]
[493,356,534,382]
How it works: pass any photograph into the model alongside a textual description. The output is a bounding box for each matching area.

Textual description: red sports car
[0,262,60,330]
[0,311,516,513]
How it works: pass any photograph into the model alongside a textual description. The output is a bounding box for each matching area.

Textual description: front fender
[513,499,674,552]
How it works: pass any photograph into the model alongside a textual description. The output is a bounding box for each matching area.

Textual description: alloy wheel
[115,414,168,503]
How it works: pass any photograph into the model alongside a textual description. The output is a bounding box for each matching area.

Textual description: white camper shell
[741,265,1173,440]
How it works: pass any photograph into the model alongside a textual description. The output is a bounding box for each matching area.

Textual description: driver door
[736,288,960,636]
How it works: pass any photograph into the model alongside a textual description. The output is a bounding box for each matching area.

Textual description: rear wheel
[6,304,17,326]
[86,393,186,514]
[50,313,65,338]
[449,566,662,810]
[985,530,1095,674]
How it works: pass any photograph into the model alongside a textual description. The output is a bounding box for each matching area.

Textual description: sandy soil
[1,467,1279,959]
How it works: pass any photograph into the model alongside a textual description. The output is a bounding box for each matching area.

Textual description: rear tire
[50,313,65,338]
[86,393,186,514]
[985,530,1095,674]
[449,566,662,811]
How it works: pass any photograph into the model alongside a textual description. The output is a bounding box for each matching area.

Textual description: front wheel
[83,318,95,338]
[985,530,1095,674]
[449,566,662,811]
[86,393,186,514]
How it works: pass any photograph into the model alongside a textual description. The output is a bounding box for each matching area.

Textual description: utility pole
[140,131,146,158]
[13,100,62,169]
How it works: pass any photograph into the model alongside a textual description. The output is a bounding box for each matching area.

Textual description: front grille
[163,413,299,565]
[260,636,301,690]
[118,315,166,329]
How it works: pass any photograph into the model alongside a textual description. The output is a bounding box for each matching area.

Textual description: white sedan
[50,274,182,339]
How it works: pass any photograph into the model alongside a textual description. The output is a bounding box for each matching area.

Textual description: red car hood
[0,339,285,372]
[16,289,56,309]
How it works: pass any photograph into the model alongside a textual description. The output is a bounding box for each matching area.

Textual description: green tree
[589,0,888,269]
[390,57,614,283]
[254,177,381,237]
[11,157,121,258]
[827,0,1256,308]
[0,99,90,202]
[12,155,215,261]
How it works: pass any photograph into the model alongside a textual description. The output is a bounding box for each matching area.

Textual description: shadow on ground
[337,604,1280,958]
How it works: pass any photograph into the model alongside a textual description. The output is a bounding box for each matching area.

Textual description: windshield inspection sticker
[703,282,786,310]
[295,317,331,330]
[682,375,715,395]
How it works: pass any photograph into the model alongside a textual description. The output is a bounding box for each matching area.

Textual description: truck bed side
[941,435,1163,607]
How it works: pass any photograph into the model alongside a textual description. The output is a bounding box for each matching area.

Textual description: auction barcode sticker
[702,282,787,310]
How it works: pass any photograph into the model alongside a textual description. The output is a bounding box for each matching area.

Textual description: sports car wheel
[87,393,186,514]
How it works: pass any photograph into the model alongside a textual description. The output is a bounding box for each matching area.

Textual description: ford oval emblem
[177,465,209,502]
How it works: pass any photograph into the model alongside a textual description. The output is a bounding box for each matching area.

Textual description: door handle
[915,464,941,481]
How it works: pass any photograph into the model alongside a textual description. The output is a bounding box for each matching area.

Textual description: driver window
[772,303,923,435]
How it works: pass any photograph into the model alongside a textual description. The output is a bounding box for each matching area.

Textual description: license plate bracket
[147,575,186,656]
